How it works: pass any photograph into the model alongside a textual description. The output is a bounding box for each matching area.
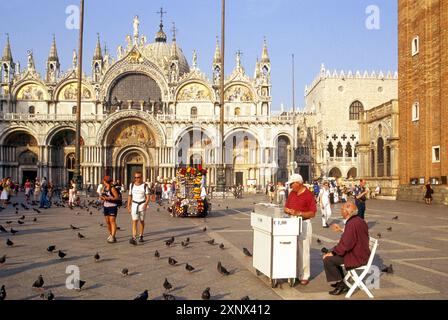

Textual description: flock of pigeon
[0,199,254,301]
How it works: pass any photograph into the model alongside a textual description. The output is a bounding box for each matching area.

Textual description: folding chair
[342,237,379,299]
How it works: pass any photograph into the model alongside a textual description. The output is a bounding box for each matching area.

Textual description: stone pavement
[0,193,447,300]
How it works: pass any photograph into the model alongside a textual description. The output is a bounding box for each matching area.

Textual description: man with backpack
[127,172,150,245]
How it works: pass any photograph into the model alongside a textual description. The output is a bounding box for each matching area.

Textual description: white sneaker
[107,235,113,243]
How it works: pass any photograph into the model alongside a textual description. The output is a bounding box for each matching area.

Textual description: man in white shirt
[319,181,332,228]
[127,172,150,245]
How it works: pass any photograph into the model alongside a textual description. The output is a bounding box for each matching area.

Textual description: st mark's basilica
[0,16,313,188]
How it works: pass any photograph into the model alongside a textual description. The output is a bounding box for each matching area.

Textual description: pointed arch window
[349,101,364,120]
[336,142,343,158]
[345,142,352,158]
[327,142,334,157]
[377,137,384,177]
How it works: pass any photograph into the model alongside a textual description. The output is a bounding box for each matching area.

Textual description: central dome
[144,42,190,76]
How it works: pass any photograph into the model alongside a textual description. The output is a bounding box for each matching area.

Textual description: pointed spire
[213,36,221,64]
[170,22,178,59]
[192,49,197,69]
[93,33,102,60]
[2,33,13,62]
[261,37,270,63]
[48,34,59,62]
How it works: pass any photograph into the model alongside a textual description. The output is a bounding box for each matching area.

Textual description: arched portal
[2,131,39,184]
[103,119,158,184]
[175,127,214,169]
[329,167,342,179]
[224,130,259,187]
[48,128,83,186]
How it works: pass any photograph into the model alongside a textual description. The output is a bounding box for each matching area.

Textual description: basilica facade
[0,17,306,188]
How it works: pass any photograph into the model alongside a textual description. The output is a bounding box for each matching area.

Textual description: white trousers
[297,219,312,280]
[321,204,332,226]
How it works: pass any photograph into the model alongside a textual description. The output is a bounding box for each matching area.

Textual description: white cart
[250,204,302,288]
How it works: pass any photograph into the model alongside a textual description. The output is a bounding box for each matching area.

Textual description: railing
[0,113,107,121]
[0,111,296,123]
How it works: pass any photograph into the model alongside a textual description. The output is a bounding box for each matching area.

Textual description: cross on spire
[157,7,167,24]
[171,22,178,41]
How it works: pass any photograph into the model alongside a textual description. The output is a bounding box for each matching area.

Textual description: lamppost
[74,0,85,190]
[216,0,226,193]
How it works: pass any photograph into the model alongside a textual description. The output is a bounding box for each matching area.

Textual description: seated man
[322,202,371,295]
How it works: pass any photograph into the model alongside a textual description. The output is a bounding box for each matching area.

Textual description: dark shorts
[103,206,118,217]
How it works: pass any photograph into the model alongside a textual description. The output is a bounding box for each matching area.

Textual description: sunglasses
[134,176,142,179]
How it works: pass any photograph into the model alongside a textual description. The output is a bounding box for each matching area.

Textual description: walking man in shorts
[127,172,150,245]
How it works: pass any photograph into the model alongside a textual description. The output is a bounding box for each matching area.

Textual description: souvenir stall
[170,166,209,218]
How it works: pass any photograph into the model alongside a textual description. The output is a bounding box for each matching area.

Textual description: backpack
[269,185,275,192]
[108,185,122,206]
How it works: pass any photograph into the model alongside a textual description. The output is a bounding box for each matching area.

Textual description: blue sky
[0,0,397,111]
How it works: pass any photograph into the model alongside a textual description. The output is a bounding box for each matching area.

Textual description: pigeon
[94,252,100,262]
[32,275,44,289]
[168,257,177,266]
[392,216,398,220]
[387,227,392,232]
[243,248,252,257]
[17,220,24,225]
[0,225,8,233]
[206,239,215,245]
[163,293,176,300]
[241,295,250,300]
[19,215,25,220]
[0,285,5,300]
[10,228,18,235]
[163,278,172,291]
[76,280,86,290]
[134,290,148,300]
[77,232,85,239]
[121,268,129,276]
[202,226,207,232]
[181,241,189,247]
[317,238,322,244]
[217,261,230,276]
[0,255,6,264]
[185,263,195,272]
[154,250,160,259]
[376,233,382,238]
[33,218,37,222]
[58,250,66,259]
[33,208,41,214]
[6,239,14,247]
[70,225,79,230]
[201,287,211,300]
[47,245,56,253]
[40,291,55,300]
[382,264,394,274]
[5,221,12,225]
[219,243,225,250]
[185,237,190,243]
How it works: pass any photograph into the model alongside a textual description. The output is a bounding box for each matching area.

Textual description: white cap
[287,174,304,185]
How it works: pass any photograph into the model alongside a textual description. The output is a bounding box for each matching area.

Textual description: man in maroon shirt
[322,201,370,295]
[284,174,317,285]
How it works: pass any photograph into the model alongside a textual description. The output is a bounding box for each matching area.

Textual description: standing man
[127,172,150,245]
[284,174,317,285]
[267,182,275,204]
[353,179,369,220]
[39,177,49,209]
[319,181,332,228]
